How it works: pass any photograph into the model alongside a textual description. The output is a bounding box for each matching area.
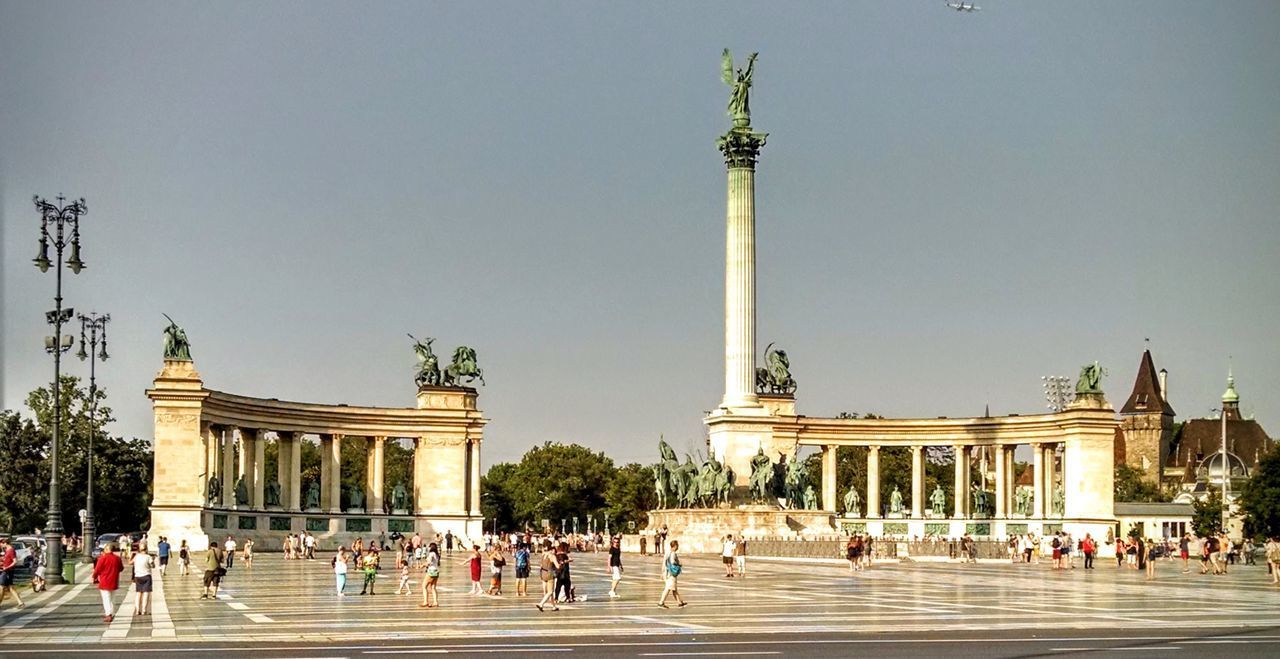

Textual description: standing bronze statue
[1075,361,1105,394]
[722,49,758,127]
[162,314,192,361]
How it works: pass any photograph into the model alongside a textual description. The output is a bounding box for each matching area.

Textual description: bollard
[62,561,76,584]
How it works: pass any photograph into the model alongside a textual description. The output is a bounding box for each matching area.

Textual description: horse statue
[755,343,797,395]
[654,437,681,509]
[443,345,485,387]
[654,466,669,509]
[409,334,441,387]
[678,457,700,507]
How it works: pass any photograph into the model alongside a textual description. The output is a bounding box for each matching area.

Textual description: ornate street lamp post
[33,195,87,586]
[77,312,110,561]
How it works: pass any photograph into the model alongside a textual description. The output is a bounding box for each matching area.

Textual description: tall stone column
[202,422,217,504]
[1044,444,1057,516]
[289,434,302,511]
[1005,445,1015,514]
[367,437,385,514]
[276,432,293,510]
[469,439,482,515]
[221,427,236,508]
[249,429,265,509]
[1032,443,1045,518]
[910,446,924,518]
[821,445,838,512]
[994,445,1007,518]
[953,445,969,518]
[328,434,343,514]
[413,437,429,515]
[866,446,881,518]
[717,125,768,411]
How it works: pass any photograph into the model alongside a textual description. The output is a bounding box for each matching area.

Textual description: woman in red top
[91,543,126,623]
[460,545,483,595]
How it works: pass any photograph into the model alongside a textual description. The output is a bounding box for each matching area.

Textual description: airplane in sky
[947,2,980,11]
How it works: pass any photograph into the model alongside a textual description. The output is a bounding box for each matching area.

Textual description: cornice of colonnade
[783,407,1117,447]
[197,388,488,438]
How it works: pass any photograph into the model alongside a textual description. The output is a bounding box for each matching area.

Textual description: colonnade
[818,442,1065,519]
[202,424,482,517]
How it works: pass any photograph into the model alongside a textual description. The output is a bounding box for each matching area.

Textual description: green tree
[481,462,518,531]
[2,377,153,535]
[1114,463,1166,502]
[505,442,616,532]
[1240,445,1280,539]
[0,411,47,532]
[605,463,656,531]
[1192,490,1224,536]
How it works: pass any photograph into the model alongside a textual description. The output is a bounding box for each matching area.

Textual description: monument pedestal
[647,506,835,554]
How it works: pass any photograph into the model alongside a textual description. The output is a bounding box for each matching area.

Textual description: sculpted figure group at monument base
[347,484,365,511]
[264,479,281,507]
[234,476,249,507]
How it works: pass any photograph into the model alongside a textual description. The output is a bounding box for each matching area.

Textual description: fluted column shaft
[221,427,236,507]
[821,445,838,511]
[866,446,881,518]
[722,164,759,410]
[1032,443,1046,518]
[911,446,925,518]
[994,445,1007,517]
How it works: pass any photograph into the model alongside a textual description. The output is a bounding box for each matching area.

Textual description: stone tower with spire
[1118,350,1176,486]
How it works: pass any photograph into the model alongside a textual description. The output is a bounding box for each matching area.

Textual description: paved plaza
[1,551,1277,656]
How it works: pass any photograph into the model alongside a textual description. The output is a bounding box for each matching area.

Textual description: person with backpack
[514,541,531,597]
[658,539,686,608]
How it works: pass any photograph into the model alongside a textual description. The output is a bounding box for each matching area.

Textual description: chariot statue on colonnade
[755,343,797,395]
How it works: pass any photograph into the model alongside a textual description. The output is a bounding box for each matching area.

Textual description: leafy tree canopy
[1240,445,1280,539]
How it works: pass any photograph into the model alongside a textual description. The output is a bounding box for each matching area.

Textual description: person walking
[721,534,736,578]
[1144,538,1158,580]
[535,540,560,612]
[91,542,125,623]
[658,540,686,608]
[488,545,506,596]
[735,533,748,577]
[1179,533,1191,573]
[201,540,226,600]
[157,537,171,576]
[445,531,454,556]
[224,535,237,570]
[846,536,858,574]
[1264,536,1280,585]
[514,541,531,597]
[395,558,412,596]
[358,548,378,595]
[420,542,441,608]
[607,535,624,598]
[178,539,191,576]
[333,546,349,597]
[554,541,574,603]
[132,547,154,616]
[1081,533,1096,569]
[242,538,254,570]
[0,538,25,610]
[461,545,483,595]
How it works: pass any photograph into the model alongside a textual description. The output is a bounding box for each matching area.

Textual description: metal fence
[745,537,1016,560]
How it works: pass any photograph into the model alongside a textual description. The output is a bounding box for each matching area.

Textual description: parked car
[10,538,42,570]
[127,531,145,553]
[91,533,124,559]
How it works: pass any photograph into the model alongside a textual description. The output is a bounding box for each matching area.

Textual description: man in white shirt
[721,535,736,578]
[224,536,237,570]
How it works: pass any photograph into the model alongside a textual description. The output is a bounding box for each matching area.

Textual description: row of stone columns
[818,443,1063,518]
[202,425,479,516]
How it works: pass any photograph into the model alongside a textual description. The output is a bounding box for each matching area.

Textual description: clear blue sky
[3,1,1278,466]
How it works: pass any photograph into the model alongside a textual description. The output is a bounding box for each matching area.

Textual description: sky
[2,1,1278,468]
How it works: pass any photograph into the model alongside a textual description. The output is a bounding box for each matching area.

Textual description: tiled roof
[1120,350,1175,416]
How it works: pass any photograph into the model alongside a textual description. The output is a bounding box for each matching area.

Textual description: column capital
[717,127,768,169]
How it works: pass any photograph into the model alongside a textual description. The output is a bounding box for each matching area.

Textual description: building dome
[1222,372,1239,404]
[1196,451,1249,484]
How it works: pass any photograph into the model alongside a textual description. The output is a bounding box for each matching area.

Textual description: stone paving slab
[1,551,1277,646]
